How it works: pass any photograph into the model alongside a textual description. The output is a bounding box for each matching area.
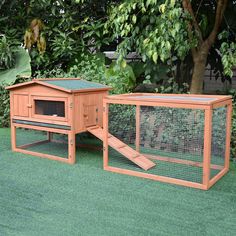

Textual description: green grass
[1,128,236,236]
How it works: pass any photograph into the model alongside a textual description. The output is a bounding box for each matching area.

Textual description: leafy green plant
[68,52,106,83]
[104,62,136,94]
[0,47,31,85]
[0,83,10,127]
[0,34,19,69]
[155,78,189,94]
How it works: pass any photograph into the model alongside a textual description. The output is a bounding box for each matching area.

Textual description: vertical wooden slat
[103,101,109,169]
[10,93,16,150]
[225,103,233,170]
[47,132,53,141]
[203,107,213,189]
[68,94,76,164]
[136,105,140,152]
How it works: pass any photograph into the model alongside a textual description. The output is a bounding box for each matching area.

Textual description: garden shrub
[0,83,10,127]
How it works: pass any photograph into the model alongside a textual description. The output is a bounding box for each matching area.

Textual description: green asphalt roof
[44,79,110,91]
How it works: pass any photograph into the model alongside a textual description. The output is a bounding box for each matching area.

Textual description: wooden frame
[103,93,232,190]
[31,95,69,122]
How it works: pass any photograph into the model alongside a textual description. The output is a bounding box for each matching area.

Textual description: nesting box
[7,78,111,163]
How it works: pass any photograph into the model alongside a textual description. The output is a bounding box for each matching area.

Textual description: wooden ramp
[87,126,156,171]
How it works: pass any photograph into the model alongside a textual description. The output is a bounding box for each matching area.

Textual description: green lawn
[0,128,236,236]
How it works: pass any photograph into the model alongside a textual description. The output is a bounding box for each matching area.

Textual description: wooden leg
[47,132,53,142]
[11,124,16,151]
[203,108,213,189]
[68,132,76,164]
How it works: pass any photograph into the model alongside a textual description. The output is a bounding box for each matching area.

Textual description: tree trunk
[190,58,207,94]
[190,46,209,94]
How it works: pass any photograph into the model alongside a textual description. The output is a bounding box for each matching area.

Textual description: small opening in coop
[35,100,65,117]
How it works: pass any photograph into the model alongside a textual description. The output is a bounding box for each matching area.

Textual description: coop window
[35,100,65,117]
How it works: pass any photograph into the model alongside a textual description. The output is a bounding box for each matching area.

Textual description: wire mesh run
[108,104,205,184]
[210,106,227,179]
[15,128,69,159]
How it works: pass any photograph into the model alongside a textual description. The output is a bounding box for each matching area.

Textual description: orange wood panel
[212,99,232,109]
[208,168,228,189]
[103,98,209,110]
[13,93,29,117]
[203,108,213,188]
[225,103,233,170]
[106,93,231,105]
[145,154,224,170]
[105,166,206,190]
[14,148,71,164]
[74,91,108,133]
[14,123,70,134]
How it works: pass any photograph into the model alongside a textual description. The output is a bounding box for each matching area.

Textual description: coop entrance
[84,105,98,127]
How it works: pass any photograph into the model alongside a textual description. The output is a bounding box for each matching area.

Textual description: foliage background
[0,0,235,159]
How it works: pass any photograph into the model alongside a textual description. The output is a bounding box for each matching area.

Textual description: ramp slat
[87,126,156,170]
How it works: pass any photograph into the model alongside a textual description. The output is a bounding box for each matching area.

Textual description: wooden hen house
[7,78,155,170]
[7,78,110,164]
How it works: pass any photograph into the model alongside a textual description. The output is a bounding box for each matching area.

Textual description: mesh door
[108,104,205,184]
[16,128,68,159]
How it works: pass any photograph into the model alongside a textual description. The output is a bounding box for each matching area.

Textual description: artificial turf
[0,128,236,236]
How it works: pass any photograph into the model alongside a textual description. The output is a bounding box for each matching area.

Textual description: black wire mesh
[15,128,68,159]
[108,104,205,183]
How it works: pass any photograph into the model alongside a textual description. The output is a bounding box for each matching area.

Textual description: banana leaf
[0,47,31,85]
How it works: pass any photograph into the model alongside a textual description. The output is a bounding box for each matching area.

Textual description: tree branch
[182,0,203,44]
[206,0,228,48]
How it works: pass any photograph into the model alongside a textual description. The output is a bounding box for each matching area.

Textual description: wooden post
[225,103,233,170]
[136,105,140,152]
[47,132,53,141]
[68,131,76,164]
[203,107,213,189]
[68,94,76,164]
[103,101,109,169]
[10,94,16,151]
[11,125,16,151]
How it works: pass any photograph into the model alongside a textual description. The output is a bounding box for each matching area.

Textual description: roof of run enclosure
[6,78,111,93]
[106,93,232,106]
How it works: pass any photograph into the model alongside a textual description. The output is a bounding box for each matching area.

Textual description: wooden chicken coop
[6,79,233,190]
[6,78,111,164]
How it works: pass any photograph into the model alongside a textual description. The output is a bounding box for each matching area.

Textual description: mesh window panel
[108,104,205,184]
[16,128,68,159]
[210,106,227,179]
